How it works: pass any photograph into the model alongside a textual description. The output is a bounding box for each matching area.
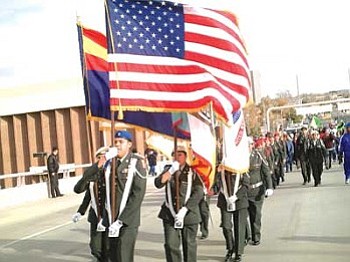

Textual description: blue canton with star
[109,0,185,58]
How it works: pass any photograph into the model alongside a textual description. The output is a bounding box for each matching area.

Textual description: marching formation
[71,122,350,262]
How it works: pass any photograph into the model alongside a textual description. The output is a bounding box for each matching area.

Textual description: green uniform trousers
[89,222,109,261]
[247,198,264,242]
[109,226,138,262]
[220,208,248,256]
[199,198,210,238]
[163,221,199,262]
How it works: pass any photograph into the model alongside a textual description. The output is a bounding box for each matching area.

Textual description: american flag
[106,0,251,122]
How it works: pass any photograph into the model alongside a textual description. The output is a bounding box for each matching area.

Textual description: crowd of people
[69,121,350,262]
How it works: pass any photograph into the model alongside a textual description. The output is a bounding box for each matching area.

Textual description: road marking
[0,220,75,249]
[0,182,161,250]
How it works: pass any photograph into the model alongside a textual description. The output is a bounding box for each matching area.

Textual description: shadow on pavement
[0,239,92,262]
[137,231,164,243]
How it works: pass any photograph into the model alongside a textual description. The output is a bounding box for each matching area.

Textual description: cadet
[108,130,147,262]
[267,133,280,188]
[264,137,276,180]
[246,138,273,246]
[274,132,287,185]
[308,131,326,187]
[73,146,114,261]
[198,179,210,240]
[154,145,204,262]
[216,166,250,262]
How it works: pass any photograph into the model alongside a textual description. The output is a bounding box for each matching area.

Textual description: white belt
[250,181,263,189]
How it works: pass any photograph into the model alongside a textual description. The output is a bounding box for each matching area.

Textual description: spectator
[47,146,63,198]
[322,129,335,169]
[284,133,294,173]
[145,148,158,176]
[339,122,350,184]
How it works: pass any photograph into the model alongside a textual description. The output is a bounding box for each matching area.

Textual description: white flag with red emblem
[222,110,250,173]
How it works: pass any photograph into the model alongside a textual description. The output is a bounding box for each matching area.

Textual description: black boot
[224,250,233,262]
[234,254,242,262]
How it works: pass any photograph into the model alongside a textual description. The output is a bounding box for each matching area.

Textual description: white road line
[0,220,75,249]
[0,184,162,250]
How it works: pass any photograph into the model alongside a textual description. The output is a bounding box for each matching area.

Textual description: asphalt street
[0,163,349,262]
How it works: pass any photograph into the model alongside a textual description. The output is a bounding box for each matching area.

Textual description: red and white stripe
[109,5,251,122]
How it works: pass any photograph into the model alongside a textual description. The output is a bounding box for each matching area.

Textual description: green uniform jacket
[264,145,275,172]
[247,149,273,201]
[216,171,250,210]
[74,163,106,224]
[114,153,147,227]
[278,140,287,162]
[308,139,326,163]
[271,142,281,168]
[296,134,309,161]
[74,153,147,227]
[155,163,204,225]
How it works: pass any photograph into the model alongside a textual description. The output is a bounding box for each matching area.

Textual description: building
[0,79,145,189]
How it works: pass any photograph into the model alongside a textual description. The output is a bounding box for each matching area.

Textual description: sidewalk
[0,174,157,211]
[0,176,82,210]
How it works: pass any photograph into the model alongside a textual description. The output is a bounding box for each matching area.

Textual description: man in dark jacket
[308,131,326,187]
[154,145,204,262]
[47,146,62,198]
[145,148,158,176]
[296,126,311,185]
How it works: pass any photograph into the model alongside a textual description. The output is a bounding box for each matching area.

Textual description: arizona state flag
[77,23,111,120]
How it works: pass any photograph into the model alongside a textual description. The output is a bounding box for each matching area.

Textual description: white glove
[109,220,123,238]
[72,212,81,223]
[169,161,180,175]
[96,219,106,232]
[105,147,118,160]
[228,195,238,204]
[175,207,188,221]
[265,189,274,197]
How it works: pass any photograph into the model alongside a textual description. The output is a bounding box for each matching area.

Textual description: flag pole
[221,122,232,196]
[104,0,120,222]
[173,126,180,213]
[104,0,123,120]
[76,15,101,220]
[77,21,96,162]
[111,111,116,221]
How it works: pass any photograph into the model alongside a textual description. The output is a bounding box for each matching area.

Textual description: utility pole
[296,74,300,104]
[348,68,350,95]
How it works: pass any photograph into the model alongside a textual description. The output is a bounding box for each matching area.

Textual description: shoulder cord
[165,167,192,217]
[117,158,137,221]
[105,157,145,225]
[89,182,98,217]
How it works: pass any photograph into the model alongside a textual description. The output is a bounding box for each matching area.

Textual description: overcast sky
[1,0,350,101]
